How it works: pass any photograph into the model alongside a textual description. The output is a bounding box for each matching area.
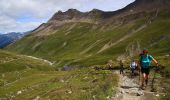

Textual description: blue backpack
[140,54,153,68]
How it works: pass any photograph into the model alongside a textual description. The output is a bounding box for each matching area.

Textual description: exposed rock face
[49,9,83,21]
[31,0,170,36]
[48,0,170,22]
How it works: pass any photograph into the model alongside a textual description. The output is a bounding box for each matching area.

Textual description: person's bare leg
[141,73,147,89]
[142,73,145,86]
[145,74,149,85]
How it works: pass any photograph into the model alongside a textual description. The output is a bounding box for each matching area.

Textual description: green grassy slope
[6,10,170,67]
[2,7,170,100]
[0,50,54,73]
[0,50,118,99]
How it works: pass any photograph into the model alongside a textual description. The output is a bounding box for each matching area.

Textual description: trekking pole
[151,65,161,92]
[151,66,157,92]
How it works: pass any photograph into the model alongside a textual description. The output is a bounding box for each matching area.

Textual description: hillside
[2,0,170,99]
[0,50,54,73]
[0,50,118,99]
[5,0,170,67]
[6,5,170,67]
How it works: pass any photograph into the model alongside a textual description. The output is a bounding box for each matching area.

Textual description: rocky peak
[49,9,82,21]
[89,9,103,14]
[48,0,170,23]
[66,9,81,14]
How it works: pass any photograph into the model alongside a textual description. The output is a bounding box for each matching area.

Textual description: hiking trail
[113,71,158,100]
[21,55,54,66]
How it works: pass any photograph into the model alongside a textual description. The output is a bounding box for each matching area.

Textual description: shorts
[141,67,150,75]
[131,68,135,72]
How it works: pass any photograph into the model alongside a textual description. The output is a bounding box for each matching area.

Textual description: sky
[0,0,135,34]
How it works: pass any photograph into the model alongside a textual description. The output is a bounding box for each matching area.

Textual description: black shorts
[141,67,150,75]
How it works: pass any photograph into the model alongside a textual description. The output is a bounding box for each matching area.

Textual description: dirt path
[113,71,157,100]
[21,55,54,66]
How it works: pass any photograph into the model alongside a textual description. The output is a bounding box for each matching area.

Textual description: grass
[2,9,170,99]
[0,50,54,73]
[0,68,118,99]
[0,50,118,99]
[6,10,170,68]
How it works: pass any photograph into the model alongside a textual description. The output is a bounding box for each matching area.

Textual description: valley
[0,0,170,99]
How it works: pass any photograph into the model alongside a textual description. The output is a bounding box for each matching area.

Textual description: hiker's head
[143,49,148,55]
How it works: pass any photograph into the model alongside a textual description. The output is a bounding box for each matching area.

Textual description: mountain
[2,0,170,99]
[6,0,170,67]
[0,32,28,48]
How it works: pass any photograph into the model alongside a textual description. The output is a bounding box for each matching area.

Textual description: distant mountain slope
[0,50,54,73]
[0,32,28,48]
[6,0,170,67]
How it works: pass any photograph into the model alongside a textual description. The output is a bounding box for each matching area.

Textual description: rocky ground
[113,70,160,100]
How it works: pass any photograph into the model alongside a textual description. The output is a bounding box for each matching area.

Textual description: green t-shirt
[140,54,153,68]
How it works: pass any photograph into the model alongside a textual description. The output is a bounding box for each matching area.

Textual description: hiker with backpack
[119,60,124,75]
[130,60,138,76]
[139,49,159,89]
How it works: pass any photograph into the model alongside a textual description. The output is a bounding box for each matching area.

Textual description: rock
[16,91,21,95]
[11,95,15,98]
[120,90,125,94]
[125,90,129,93]
[165,54,170,57]
[66,90,72,94]
[93,95,96,99]
[137,91,144,96]
[106,96,110,99]
[34,96,40,100]
[83,76,88,80]
[60,79,65,83]
[68,90,72,94]
[155,94,160,97]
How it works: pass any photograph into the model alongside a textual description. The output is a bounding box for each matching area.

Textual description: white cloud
[0,0,135,33]
[0,15,41,33]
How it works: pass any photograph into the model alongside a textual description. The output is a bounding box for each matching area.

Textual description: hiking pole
[151,66,156,92]
[151,65,160,92]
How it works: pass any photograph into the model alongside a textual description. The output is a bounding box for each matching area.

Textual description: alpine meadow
[0,0,170,99]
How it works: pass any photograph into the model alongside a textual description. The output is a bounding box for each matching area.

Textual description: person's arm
[152,58,159,66]
[149,55,158,66]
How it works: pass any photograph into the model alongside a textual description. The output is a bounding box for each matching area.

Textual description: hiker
[130,60,138,76]
[119,60,124,75]
[139,49,159,89]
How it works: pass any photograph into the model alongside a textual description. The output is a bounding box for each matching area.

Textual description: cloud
[0,0,135,33]
[0,15,41,33]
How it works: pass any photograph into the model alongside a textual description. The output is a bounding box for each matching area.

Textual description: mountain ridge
[48,0,170,22]
[6,0,170,67]
[30,0,170,36]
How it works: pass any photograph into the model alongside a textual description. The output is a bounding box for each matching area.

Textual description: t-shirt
[130,62,137,69]
[140,54,154,68]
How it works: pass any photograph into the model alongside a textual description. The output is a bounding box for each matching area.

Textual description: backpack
[139,53,153,67]
[130,62,137,69]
